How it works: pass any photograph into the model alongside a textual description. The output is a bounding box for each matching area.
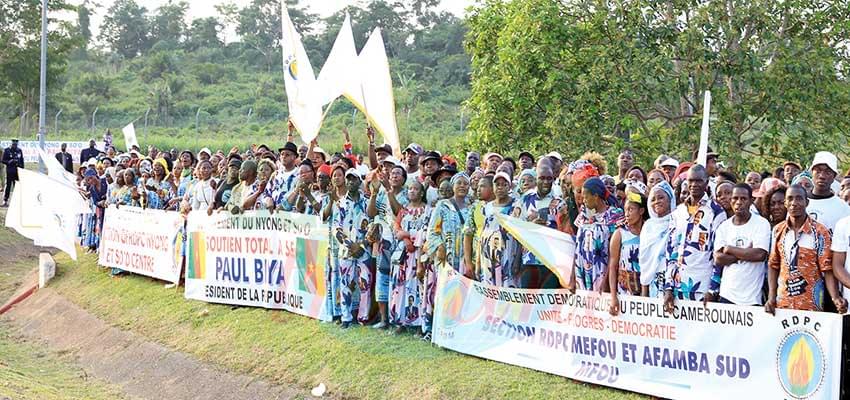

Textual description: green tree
[99,0,150,59]
[67,72,115,127]
[464,0,850,170]
[185,17,222,51]
[237,0,318,72]
[0,0,78,127]
[150,0,188,48]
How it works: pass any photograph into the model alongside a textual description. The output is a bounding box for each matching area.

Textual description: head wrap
[104,167,116,180]
[623,178,648,196]
[139,159,153,175]
[450,172,470,187]
[583,177,618,206]
[83,168,98,178]
[639,180,676,289]
[571,164,599,188]
[153,158,170,175]
[791,171,813,186]
[519,169,537,181]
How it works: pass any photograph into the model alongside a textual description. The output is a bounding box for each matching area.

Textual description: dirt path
[3,287,303,400]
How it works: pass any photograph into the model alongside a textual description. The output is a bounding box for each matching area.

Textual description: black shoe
[341,321,351,329]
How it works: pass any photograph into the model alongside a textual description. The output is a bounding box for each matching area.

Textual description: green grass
[48,251,642,399]
[0,324,128,400]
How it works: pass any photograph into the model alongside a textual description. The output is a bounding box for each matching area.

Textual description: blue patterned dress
[574,206,624,291]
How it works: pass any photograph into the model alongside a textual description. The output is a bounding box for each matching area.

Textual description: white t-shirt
[807,195,850,232]
[830,216,850,305]
[715,214,771,305]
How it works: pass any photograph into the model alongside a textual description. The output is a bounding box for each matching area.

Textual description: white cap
[494,171,512,184]
[85,157,98,167]
[660,158,680,168]
[313,146,328,160]
[199,147,212,156]
[382,156,402,167]
[344,168,362,181]
[546,151,563,162]
[811,151,839,175]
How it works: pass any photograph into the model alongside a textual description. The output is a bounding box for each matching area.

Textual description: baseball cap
[420,151,442,165]
[313,146,329,160]
[483,152,503,162]
[494,171,512,185]
[403,143,423,155]
[375,143,393,155]
[660,158,680,168]
[228,158,242,168]
[545,151,563,162]
[811,151,839,175]
[344,168,363,181]
[199,147,212,157]
[382,156,402,167]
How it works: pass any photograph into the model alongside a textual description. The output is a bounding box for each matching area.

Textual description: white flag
[5,169,91,260]
[37,147,77,189]
[316,13,364,107]
[356,28,401,156]
[696,91,711,166]
[281,4,324,143]
[123,122,139,150]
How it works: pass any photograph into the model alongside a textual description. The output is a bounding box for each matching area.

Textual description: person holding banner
[765,185,847,314]
[320,164,349,323]
[464,172,520,287]
[513,163,560,288]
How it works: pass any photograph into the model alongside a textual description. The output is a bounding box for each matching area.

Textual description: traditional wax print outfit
[769,218,833,311]
[389,204,430,327]
[639,182,676,298]
[465,200,487,277]
[82,177,108,249]
[574,206,625,291]
[422,198,470,334]
[665,194,727,300]
[322,195,342,320]
[464,199,521,287]
[333,193,373,324]
[270,167,299,207]
[514,190,562,288]
[371,187,405,305]
[615,227,642,295]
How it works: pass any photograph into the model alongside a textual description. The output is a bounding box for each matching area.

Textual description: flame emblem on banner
[777,330,825,398]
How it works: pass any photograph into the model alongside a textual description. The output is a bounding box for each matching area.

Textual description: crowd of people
[5,125,850,340]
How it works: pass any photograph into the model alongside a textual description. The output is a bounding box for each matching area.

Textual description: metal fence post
[91,106,99,135]
[144,107,151,144]
[195,107,202,132]
[54,109,62,136]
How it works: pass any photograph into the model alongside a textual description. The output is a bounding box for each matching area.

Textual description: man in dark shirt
[1,139,24,206]
[55,143,74,173]
[80,139,102,165]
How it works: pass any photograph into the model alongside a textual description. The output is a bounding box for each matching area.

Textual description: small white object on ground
[310,383,326,397]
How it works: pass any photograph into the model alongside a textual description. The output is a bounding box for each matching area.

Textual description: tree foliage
[465,0,850,171]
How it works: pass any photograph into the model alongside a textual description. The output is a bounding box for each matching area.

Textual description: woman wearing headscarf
[608,191,649,315]
[638,181,676,298]
[517,168,536,196]
[388,179,430,334]
[422,172,471,340]
[569,176,625,292]
[791,171,814,195]
[190,160,215,211]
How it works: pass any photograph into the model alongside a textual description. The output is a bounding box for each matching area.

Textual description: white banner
[0,140,96,164]
[183,210,329,320]
[433,268,844,399]
[122,123,139,150]
[98,206,184,284]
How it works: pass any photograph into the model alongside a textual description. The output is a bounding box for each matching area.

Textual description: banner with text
[0,140,98,164]
[184,210,329,321]
[98,206,184,284]
[433,268,843,399]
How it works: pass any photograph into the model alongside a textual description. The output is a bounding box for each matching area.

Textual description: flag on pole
[281,4,323,143]
[696,91,711,166]
[495,213,576,287]
[316,13,364,107]
[5,169,91,260]
[355,28,401,156]
[123,122,139,150]
[37,147,77,189]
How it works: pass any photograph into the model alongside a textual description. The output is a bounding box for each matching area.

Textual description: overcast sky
[60,0,474,43]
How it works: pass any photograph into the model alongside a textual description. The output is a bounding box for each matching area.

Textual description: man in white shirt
[710,183,771,305]
[807,151,850,231]
[829,215,850,308]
